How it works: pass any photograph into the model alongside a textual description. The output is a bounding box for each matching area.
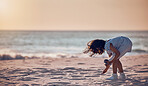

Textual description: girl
[84,36,132,80]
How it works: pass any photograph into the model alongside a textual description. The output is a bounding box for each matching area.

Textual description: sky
[0,0,148,31]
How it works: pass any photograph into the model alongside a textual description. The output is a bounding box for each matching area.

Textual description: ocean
[0,31,148,59]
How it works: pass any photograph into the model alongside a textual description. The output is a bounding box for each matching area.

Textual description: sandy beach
[0,54,148,86]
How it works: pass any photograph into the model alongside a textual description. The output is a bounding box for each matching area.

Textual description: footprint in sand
[77,63,85,65]
[46,82,71,85]
[18,77,39,81]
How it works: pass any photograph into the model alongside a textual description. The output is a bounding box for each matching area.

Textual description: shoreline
[0,52,147,60]
[0,54,148,86]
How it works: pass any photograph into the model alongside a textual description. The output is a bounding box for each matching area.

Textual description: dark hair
[83,39,106,57]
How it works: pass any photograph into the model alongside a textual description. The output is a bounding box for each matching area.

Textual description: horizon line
[0,30,148,32]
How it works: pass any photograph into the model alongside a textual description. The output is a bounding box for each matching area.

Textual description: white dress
[105,36,132,61]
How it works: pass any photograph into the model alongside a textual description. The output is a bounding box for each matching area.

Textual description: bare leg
[106,60,118,80]
[117,60,124,73]
[116,60,126,79]
[112,60,118,74]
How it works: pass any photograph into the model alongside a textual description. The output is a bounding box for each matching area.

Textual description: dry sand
[0,54,148,86]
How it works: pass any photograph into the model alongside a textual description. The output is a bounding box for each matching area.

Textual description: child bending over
[84,36,132,80]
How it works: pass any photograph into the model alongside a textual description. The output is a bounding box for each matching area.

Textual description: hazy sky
[0,0,148,31]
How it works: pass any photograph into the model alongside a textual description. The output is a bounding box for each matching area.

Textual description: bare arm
[109,43,120,64]
[101,64,111,74]
[101,43,120,74]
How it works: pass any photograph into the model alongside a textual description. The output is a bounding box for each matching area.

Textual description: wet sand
[0,54,148,86]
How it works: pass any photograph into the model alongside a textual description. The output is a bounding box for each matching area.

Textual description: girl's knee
[112,61,118,65]
[112,60,120,65]
[114,60,119,63]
